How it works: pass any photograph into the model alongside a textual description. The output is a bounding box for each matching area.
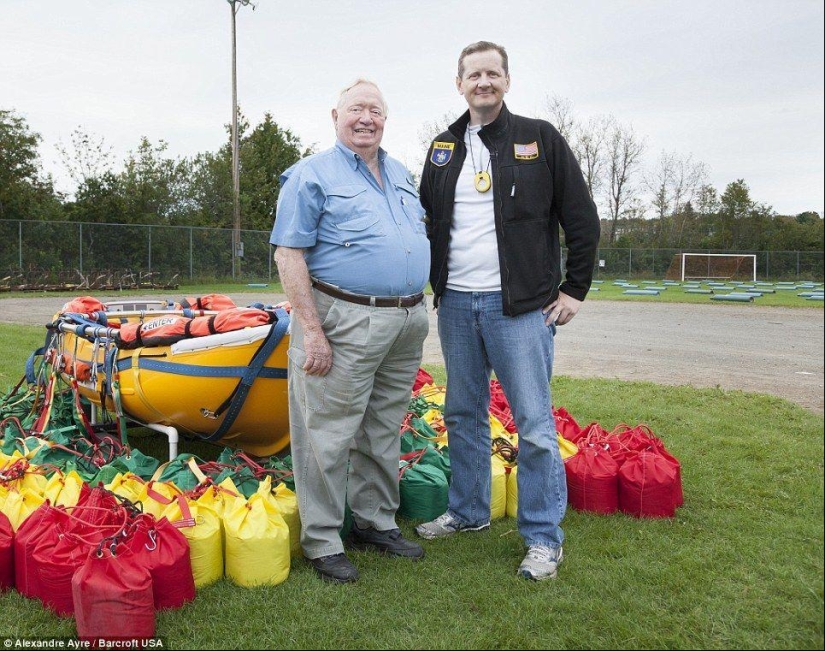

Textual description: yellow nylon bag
[42,470,85,507]
[106,472,146,503]
[416,384,445,406]
[490,414,511,441]
[506,465,519,518]
[558,434,578,460]
[259,478,302,558]
[162,494,224,588]
[491,455,507,520]
[0,461,48,497]
[224,493,290,587]
[0,485,46,532]
[196,477,243,521]
[0,451,26,469]
[135,479,182,518]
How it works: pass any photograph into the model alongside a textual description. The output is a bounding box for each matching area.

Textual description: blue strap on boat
[116,358,287,379]
[25,347,45,384]
[205,308,290,442]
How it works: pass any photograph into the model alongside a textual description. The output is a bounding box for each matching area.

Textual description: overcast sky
[3,0,823,216]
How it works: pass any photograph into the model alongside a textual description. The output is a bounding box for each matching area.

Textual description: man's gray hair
[337,78,388,116]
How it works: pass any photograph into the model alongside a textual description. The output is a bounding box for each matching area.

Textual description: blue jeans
[438,289,566,548]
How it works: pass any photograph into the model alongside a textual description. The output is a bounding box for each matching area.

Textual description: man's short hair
[458,41,509,78]
[337,78,388,116]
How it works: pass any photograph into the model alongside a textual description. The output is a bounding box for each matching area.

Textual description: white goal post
[678,253,757,282]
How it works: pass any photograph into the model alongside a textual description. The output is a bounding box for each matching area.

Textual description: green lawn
[1,323,823,650]
[1,277,823,308]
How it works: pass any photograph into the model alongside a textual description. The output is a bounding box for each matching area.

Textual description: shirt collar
[335,140,387,170]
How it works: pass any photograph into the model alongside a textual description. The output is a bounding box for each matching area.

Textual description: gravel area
[1,294,822,415]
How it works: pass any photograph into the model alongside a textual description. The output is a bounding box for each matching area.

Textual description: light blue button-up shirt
[271,141,430,296]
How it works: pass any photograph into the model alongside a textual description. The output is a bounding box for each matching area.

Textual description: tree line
[541,96,822,252]
[2,106,822,253]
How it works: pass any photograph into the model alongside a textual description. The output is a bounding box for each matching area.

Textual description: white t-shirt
[446,125,501,292]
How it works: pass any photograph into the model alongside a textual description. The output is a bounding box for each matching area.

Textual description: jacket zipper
[482,133,511,312]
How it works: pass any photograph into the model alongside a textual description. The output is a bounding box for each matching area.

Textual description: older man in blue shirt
[271,79,430,584]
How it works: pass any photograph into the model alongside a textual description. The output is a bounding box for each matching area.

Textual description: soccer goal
[665,253,757,282]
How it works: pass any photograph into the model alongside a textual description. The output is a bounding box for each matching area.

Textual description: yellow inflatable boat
[48,299,291,458]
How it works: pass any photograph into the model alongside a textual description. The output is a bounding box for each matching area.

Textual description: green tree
[716,179,754,248]
[63,172,126,224]
[0,109,62,221]
[120,137,188,225]
[239,112,305,232]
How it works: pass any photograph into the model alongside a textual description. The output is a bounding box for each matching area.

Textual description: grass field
[1,312,823,649]
[1,277,823,308]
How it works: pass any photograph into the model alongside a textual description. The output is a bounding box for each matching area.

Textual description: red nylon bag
[489,380,516,433]
[652,444,684,507]
[564,446,619,514]
[0,512,13,591]
[14,503,70,597]
[128,516,195,610]
[73,545,155,641]
[412,368,434,392]
[574,421,610,446]
[612,424,684,507]
[34,527,90,616]
[618,450,678,518]
[30,496,127,616]
[553,406,582,442]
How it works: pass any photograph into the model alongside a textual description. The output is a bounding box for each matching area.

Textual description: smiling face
[332,82,387,158]
[456,49,510,125]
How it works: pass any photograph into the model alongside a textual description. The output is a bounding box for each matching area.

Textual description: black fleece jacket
[420,103,600,316]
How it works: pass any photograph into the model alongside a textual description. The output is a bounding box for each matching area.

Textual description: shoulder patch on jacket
[431,142,455,166]
[514,142,539,160]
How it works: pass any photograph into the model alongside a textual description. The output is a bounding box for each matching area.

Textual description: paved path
[1,295,822,414]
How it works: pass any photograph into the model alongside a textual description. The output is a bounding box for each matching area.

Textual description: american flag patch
[514,142,539,160]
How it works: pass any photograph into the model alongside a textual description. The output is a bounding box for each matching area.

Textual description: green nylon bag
[119,447,161,480]
[158,453,207,492]
[215,466,259,499]
[398,462,448,521]
[28,443,98,480]
[418,445,451,482]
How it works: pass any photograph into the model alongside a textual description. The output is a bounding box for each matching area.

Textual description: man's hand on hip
[543,291,582,326]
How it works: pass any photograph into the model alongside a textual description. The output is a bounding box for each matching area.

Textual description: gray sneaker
[415,512,490,540]
[518,545,563,580]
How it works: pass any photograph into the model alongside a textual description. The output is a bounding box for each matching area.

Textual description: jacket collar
[448,102,511,141]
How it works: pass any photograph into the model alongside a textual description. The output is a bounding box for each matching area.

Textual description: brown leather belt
[312,279,424,308]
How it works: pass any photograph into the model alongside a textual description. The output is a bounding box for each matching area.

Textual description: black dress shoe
[349,525,425,559]
[309,553,359,583]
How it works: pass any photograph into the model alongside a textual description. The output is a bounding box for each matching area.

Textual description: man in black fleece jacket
[416,40,600,582]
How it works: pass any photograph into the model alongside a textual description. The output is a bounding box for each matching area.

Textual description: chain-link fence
[1,220,822,284]
[0,220,276,286]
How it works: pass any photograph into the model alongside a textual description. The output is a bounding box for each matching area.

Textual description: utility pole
[228,0,254,278]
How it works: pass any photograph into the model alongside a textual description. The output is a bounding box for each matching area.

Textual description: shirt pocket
[334,213,385,246]
[394,182,427,233]
[324,185,373,221]
[322,184,385,245]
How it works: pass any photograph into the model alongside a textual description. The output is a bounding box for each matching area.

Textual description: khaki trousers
[287,288,429,558]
